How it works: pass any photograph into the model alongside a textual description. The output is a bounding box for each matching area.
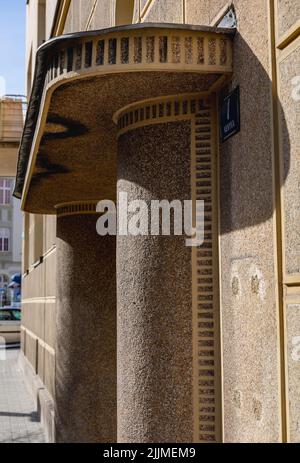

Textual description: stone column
[116,95,221,443]
[55,205,116,443]
[116,97,196,443]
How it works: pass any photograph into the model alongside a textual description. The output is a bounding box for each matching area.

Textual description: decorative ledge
[45,27,233,82]
[14,24,235,214]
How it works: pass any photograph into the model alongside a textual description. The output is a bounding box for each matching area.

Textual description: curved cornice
[14,23,235,212]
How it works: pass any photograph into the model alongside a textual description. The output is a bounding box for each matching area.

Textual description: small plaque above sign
[220,86,240,142]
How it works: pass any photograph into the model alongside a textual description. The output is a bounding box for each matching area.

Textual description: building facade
[0,98,23,305]
[18,0,300,443]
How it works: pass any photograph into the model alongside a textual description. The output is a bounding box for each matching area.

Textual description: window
[217,7,237,28]
[0,274,9,288]
[0,311,13,321]
[0,179,12,205]
[0,309,20,321]
[0,229,10,252]
[11,310,21,321]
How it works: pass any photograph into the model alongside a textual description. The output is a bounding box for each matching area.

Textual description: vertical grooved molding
[115,97,223,441]
[192,96,222,443]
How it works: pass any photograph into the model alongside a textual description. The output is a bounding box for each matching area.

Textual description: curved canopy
[14,23,235,214]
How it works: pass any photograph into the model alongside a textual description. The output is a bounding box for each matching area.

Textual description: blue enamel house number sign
[220,86,240,142]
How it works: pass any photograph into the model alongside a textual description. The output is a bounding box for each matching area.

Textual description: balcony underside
[14,24,235,214]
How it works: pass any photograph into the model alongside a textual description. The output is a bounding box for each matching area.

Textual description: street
[0,348,45,443]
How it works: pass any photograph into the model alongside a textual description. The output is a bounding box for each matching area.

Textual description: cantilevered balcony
[14,24,234,214]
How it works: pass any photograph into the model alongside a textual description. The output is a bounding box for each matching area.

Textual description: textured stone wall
[276,0,300,443]
[285,301,300,442]
[55,214,117,443]
[63,0,113,33]
[23,0,299,443]
[277,0,300,38]
[139,0,284,443]
[140,0,222,24]
[123,0,299,443]
[140,0,183,22]
[139,0,286,442]
[279,47,300,277]
[117,121,193,442]
[185,0,210,24]
[218,0,281,443]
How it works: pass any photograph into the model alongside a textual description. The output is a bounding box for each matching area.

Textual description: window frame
[0,179,13,205]
[0,228,10,252]
[0,310,14,321]
[0,274,9,286]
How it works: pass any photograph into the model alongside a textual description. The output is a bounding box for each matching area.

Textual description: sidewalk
[0,348,45,443]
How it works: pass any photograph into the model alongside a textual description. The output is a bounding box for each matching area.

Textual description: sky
[0,0,26,96]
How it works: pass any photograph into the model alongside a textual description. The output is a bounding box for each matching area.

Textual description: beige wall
[139,0,282,443]
[22,214,56,397]
[128,0,298,443]
[0,98,23,290]
[63,0,114,33]
[23,1,59,399]
[138,0,224,24]
[277,0,300,39]
[0,99,21,176]
[22,0,299,443]
[275,0,300,443]
[45,0,59,38]
[212,0,281,443]
[26,0,56,92]
[140,0,184,22]
[62,0,139,33]
[0,146,19,177]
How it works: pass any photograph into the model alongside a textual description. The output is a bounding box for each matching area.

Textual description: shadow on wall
[116,32,290,235]
[218,31,290,235]
[214,31,292,443]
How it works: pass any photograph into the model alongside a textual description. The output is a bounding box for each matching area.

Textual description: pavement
[0,347,46,443]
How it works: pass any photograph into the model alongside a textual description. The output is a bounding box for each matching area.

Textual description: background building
[19,0,299,443]
[0,97,23,305]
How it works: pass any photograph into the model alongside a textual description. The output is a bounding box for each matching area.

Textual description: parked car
[0,307,21,345]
